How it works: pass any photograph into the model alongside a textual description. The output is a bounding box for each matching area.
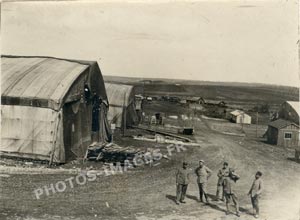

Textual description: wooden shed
[186,97,205,104]
[266,119,299,148]
[230,110,251,124]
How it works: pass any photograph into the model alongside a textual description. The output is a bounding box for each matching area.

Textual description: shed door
[238,115,243,123]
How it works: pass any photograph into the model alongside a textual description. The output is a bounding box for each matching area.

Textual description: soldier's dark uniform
[216,163,229,201]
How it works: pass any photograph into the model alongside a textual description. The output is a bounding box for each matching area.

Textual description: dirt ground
[1,113,300,220]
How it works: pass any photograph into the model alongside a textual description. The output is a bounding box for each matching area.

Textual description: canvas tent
[1,55,111,163]
[278,101,300,125]
[105,83,139,128]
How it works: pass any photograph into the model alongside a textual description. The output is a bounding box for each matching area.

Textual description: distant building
[140,80,152,84]
[218,101,226,107]
[278,101,300,125]
[230,110,251,124]
[168,96,180,103]
[205,100,226,107]
[266,119,299,148]
[186,97,205,104]
[146,96,153,101]
[179,99,187,104]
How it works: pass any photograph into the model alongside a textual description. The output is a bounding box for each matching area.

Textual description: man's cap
[256,171,262,176]
[223,162,228,166]
[199,160,204,163]
[183,162,188,165]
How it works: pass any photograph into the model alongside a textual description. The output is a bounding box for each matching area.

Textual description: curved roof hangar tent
[1,55,110,163]
[105,83,139,128]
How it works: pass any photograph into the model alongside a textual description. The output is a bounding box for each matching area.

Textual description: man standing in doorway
[195,160,212,204]
[175,162,191,205]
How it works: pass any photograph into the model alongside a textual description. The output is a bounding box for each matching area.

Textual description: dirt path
[193,117,300,220]
[1,118,300,220]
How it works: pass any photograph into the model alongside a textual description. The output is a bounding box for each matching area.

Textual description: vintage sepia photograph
[1,0,299,219]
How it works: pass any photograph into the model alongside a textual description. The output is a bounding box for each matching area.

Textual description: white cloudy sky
[1,0,299,87]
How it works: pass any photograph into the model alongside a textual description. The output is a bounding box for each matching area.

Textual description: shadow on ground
[165,194,177,204]
[287,157,300,164]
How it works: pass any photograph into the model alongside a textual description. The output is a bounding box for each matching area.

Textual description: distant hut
[169,96,180,103]
[266,119,299,148]
[230,110,251,124]
[179,99,187,104]
[186,97,205,104]
[218,101,226,107]
[1,55,111,163]
[105,83,139,128]
[206,100,226,107]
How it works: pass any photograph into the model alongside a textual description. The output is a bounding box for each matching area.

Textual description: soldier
[223,168,240,217]
[175,162,191,205]
[248,171,263,218]
[195,160,212,204]
[216,162,229,202]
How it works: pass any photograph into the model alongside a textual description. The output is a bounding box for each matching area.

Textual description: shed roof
[230,110,246,116]
[207,100,225,105]
[1,55,107,110]
[186,96,203,101]
[268,118,299,129]
[105,83,134,107]
[2,56,88,100]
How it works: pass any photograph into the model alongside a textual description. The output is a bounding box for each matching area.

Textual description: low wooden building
[266,119,299,148]
[186,97,205,104]
[230,110,251,124]
[206,100,226,107]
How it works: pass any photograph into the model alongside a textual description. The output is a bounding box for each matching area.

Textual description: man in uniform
[175,161,191,205]
[216,162,229,202]
[248,171,263,218]
[223,168,240,217]
[195,160,212,204]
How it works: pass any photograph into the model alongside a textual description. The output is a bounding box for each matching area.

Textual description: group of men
[175,160,263,218]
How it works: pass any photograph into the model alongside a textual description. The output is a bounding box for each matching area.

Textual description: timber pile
[134,125,193,142]
[133,134,200,147]
[87,143,142,163]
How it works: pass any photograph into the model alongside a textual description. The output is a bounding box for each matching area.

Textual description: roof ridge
[1,55,97,66]
[268,118,298,129]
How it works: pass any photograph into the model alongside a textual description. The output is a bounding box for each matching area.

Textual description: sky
[1,0,299,87]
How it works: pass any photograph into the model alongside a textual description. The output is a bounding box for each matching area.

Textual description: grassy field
[105,75,299,104]
[108,77,299,124]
